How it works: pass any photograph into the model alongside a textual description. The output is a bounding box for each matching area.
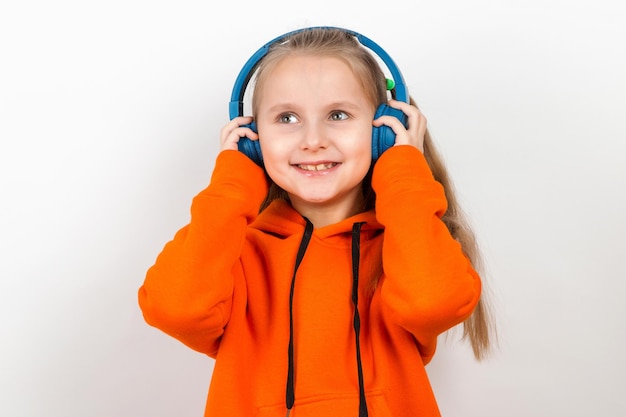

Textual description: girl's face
[256,55,375,226]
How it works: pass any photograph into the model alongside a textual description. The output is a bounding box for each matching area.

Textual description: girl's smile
[293,161,339,173]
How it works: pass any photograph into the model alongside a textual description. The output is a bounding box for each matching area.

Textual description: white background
[1,1,625,416]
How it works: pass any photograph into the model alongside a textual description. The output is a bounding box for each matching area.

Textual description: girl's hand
[373,100,427,153]
[219,116,259,152]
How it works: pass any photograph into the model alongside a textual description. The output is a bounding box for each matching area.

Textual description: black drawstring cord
[285,220,368,417]
[286,218,314,414]
[352,222,369,417]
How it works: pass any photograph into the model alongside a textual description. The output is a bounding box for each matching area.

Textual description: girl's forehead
[260,56,368,101]
[263,56,363,92]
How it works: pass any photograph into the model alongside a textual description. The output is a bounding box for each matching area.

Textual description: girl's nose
[300,122,328,151]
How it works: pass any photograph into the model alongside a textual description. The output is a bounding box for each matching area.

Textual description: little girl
[139,27,493,417]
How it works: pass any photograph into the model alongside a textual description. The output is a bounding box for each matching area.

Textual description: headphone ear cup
[237,121,264,167]
[371,104,408,162]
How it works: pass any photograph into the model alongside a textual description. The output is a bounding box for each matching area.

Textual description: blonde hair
[251,28,495,360]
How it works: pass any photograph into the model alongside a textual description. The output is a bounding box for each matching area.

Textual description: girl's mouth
[296,162,338,172]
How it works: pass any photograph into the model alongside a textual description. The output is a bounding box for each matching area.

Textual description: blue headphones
[229,26,409,167]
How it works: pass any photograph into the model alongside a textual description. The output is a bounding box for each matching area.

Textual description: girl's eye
[279,114,298,124]
[330,111,349,121]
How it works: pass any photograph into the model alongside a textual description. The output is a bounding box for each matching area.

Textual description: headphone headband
[228,26,409,119]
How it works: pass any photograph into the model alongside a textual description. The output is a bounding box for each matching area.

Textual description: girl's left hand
[373,100,427,153]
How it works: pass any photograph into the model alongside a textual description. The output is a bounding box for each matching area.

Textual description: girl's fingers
[220,116,258,151]
[374,101,427,152]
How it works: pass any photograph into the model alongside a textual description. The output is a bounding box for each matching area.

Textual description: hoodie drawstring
[285,220,369,417]
[352,222,368,417]
[286,218,314,413]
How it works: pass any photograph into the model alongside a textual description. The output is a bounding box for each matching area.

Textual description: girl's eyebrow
[264,102,300,113]
[326,101,361,110]
[265,101,300,114]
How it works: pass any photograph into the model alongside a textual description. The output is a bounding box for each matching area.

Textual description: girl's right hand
[219,116,259,152]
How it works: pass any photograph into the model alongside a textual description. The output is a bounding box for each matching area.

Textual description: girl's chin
[287,190,364,210]
[288,194,337,206]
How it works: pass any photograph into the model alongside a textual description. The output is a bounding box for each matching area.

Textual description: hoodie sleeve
[138,150,268,356]
[372,145,481,360]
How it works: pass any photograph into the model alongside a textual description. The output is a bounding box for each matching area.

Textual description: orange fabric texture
[138,145,481,417]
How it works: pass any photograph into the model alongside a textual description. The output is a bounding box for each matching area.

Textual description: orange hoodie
[139,145,481,417]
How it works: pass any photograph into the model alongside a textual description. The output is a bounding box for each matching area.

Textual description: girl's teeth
[299,163,336,171]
